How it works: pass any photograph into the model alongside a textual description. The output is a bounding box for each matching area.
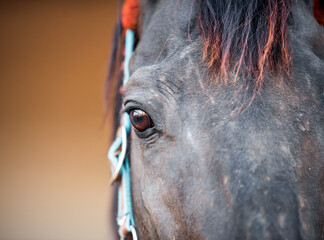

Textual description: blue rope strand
[108,29,136,238]
[108,136,122,171]
[124,30,135,85]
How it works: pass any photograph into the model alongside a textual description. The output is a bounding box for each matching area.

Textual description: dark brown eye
[129,109,153,132]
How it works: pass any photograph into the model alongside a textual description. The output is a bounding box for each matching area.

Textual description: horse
[107,0,324,239]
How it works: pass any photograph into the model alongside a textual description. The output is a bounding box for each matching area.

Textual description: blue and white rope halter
[108,29,137,240]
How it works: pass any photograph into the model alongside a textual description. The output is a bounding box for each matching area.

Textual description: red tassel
[121,0,140,30]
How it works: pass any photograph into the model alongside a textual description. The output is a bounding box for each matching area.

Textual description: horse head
[108,0,324,239]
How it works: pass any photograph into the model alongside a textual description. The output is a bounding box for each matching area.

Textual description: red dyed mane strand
[197,0,291,91]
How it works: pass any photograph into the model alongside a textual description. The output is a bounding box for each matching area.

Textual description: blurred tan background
[0,1,118,239]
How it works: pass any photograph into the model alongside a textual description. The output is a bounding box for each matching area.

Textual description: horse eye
[129,109,154,132]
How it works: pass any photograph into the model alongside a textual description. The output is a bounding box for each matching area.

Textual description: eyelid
[123,105,135,115]
[123,101,144,114]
